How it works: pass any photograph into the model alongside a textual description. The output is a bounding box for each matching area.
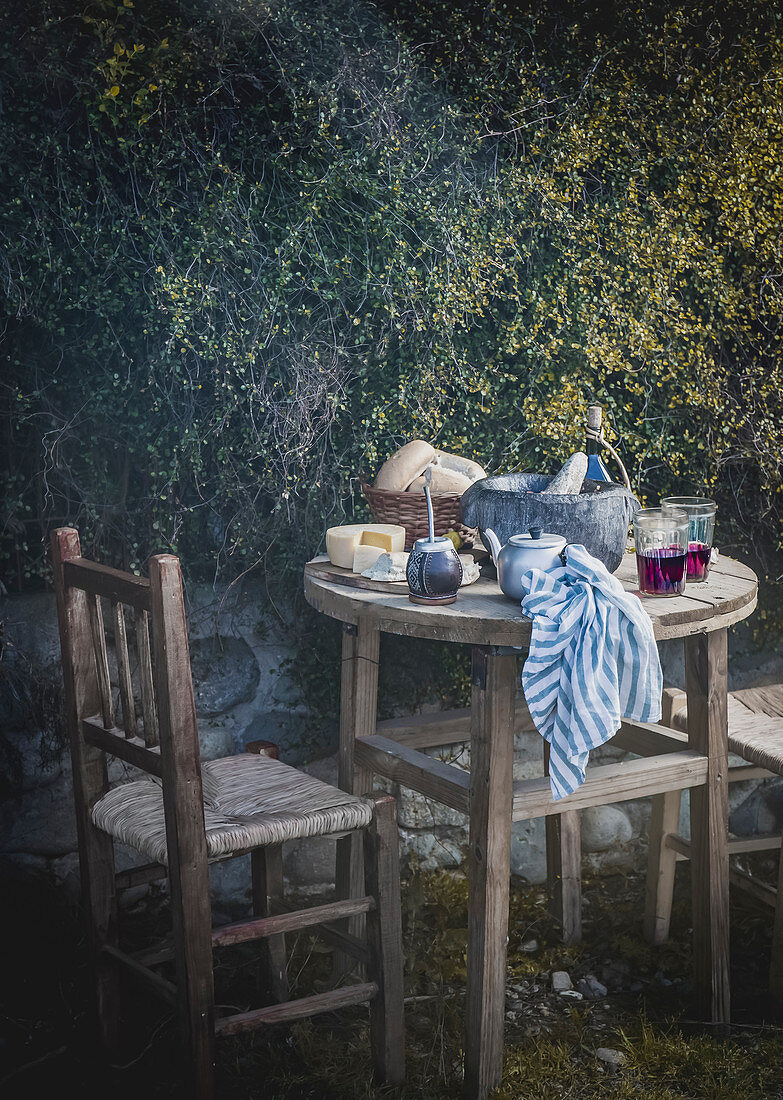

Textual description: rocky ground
[3,854,783,1099]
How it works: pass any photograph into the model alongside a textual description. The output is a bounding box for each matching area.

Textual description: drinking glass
[634,507,689,596]
[660,496,716,582]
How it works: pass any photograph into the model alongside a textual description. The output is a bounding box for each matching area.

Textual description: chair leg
[363,794,405,1087]
[51,529,121,1052]
[167,860,215,1100]
[770,842,783,1000]
[334,770,372,982]
[82,823,121,1052]
[644,789,682,944]
[334,622,378,980]
[251,845,289,1002]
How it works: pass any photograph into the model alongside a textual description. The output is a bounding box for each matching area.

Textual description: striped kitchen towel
[520,543,662,801]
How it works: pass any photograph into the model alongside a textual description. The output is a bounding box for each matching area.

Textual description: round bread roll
[374,439,437,491]
[435,450,487,482]
[406,466,473,494]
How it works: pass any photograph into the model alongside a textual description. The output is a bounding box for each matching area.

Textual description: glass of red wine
[634,507,689,596]
[660,497,716,582]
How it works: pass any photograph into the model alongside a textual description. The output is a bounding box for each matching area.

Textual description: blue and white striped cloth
[520,543,662,801]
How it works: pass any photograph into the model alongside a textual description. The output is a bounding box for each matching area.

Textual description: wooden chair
[645,683,783,995]
[51,528,405,1099]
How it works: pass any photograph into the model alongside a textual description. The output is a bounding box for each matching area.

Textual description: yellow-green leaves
[3,0,782,646]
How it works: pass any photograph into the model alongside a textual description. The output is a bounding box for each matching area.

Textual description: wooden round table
[304,551,757,1099]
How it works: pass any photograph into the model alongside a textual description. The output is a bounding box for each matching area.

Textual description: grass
[2,855,783,1099]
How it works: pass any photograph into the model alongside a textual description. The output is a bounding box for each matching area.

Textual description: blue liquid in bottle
[586,452,612,481]
[586,404,612,482]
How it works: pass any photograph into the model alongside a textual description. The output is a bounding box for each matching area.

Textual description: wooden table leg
[544,743,582,944]
[464,646,517,1099]
[685,628,730,1029]
[643,789,682,944]
[545,811,582,944]
[335,619,379,977]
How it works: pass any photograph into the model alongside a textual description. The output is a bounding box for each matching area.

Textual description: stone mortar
[460,472,640,573]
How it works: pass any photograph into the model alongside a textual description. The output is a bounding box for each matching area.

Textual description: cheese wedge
[361,551,409,581]
[325,523,406,569]
[352,544,386,574]
[359,528,398,551]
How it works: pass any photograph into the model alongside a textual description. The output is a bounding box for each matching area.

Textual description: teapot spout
[483,527,502,565]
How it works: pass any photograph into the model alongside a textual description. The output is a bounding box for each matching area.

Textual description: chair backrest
[51,527,208,872]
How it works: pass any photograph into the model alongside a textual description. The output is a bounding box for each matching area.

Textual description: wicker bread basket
[361,480,476,551]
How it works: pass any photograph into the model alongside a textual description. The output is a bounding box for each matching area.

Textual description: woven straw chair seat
[670,686,783,775]
[725,688,783,774]
[91,753,373,866]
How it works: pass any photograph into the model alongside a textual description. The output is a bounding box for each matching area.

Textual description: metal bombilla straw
[424,466,435,542]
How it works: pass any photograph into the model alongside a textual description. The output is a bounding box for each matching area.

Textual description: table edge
[304,558,758,645]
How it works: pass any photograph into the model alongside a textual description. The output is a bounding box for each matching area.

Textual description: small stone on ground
[576,974,608,1000]
[551,970,572,992]
[595,1047,628,1072]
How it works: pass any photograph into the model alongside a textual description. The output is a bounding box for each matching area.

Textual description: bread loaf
[373,439,436,491]
[406,466,473,494]
[435,450,487,482]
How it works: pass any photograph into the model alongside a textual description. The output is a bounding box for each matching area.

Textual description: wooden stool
[644,684,783,995]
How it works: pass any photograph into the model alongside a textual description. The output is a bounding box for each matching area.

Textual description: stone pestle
[541,451,588,495]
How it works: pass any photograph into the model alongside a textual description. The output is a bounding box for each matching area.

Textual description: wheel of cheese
[406,466,473,494]
[325,523,405,568]
[434,450,487,482]
[373,439,437,491]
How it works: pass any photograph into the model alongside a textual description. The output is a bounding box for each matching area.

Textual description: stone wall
[2,584,782,921]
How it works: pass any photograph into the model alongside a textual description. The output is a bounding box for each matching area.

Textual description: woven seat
[93,754,373,865]
[645,683,783,999]
[51,528,405,1099]
[667,688,783,773]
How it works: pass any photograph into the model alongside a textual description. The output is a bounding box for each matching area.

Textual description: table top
[304,552,758,647]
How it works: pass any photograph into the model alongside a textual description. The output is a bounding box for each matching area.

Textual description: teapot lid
[508,527,566,550]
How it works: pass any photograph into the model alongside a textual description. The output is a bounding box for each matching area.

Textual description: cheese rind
[325,523,406,569]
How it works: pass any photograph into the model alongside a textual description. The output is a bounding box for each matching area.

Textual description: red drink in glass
[686,541,711,582]
[636,546,687,596]
[661,498,716,584]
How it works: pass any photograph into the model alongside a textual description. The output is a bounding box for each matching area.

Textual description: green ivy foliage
[1,0,782,725]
